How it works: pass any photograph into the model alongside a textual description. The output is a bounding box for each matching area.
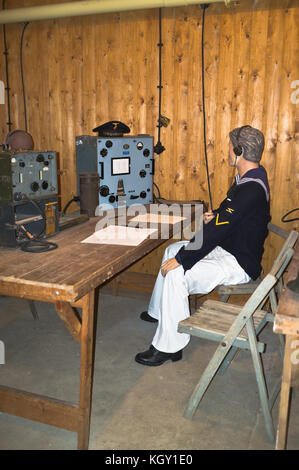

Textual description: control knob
[99,185,109,197]
[14,192,23,202]
[31,182,39,192]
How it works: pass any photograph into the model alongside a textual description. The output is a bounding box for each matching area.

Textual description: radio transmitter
[75,135,154,209]
[0,150,59,248]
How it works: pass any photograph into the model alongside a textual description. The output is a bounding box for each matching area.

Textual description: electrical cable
[62,196,80,215]
[200,4,213,211]
[281,208,299,223]
[2,0,12,132]
[154,8,165,155]
[20,21,29,132]
[153,182,161,200]
[153,181,166,203]
[20,237,58,253]
[17,198,58,253]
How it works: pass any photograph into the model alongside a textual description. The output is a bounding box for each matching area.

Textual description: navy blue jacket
[175,166,271,280]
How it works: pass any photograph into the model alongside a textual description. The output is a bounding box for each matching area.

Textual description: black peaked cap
[93,121,130,137]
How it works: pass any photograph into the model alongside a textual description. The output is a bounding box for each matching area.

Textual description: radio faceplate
[0,150,58,203]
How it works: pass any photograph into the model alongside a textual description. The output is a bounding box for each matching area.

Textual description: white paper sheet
[81,224,158,246]
[129,213,186,224]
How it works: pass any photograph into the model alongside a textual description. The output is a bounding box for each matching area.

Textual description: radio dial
[31,182,39,192]
[139,170,146,178]
[100,185,109,197]
[140,191,147,199]
[100,148,108,157]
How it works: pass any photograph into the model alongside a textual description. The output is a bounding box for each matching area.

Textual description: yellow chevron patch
[226,208,235,214]
[215,213,230,225]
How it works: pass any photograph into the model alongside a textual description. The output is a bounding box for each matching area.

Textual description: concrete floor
[0,292,298,450]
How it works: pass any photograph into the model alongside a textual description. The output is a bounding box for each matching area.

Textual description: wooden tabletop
[0,214,185,303]
[274,238,299,336]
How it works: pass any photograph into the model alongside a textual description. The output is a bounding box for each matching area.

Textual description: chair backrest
[270,230,298,278]
[267,222,290,240]
[240,245,295,319]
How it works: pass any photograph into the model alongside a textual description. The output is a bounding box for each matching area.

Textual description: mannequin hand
[203,211,215,224]
[161,258,180,277]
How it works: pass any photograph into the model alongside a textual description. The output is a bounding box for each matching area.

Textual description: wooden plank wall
[0,0,298,279]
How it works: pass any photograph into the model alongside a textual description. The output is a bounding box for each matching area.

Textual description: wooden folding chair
[213,228,298,374]
[215,223,290,302]
[178,230,298,443]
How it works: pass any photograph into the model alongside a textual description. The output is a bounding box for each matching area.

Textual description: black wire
[201,4,213,211]
[17,198,58,253]
[20,238,58,253]
[157,7,162,146]
[26,198,47,238]
[154,8,165,155]
[62,196,80,215]
[281,208,299,223]
[20,22,29,132]
[153,182,164,202]
[2,0,12,132]
[153,182,161,199]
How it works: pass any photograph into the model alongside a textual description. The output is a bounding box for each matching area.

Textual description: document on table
[81,224,158,246]
[129,213,187,224]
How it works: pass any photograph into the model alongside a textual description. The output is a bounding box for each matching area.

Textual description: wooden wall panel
[0,0,298,278]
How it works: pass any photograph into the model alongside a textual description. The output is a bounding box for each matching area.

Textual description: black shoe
[135,345,182,366]
[140,311,158,323]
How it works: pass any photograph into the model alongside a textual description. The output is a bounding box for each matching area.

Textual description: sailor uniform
[147,166,271,353]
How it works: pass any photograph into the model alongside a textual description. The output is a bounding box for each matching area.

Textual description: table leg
[77,290,96,450]
[275,335,292,450]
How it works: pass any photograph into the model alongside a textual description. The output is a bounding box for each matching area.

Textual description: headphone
[229,125,252,189]
[233,125,252,157]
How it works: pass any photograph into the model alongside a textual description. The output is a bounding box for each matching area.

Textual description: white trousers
[148,241,251,353]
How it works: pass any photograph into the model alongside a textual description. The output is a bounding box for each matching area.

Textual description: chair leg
[28,300,39,320]
[184,342,232,419]
[246,317,275,443]
[219,294,229,302]
[217,346,238,375]
[278,333,285,358]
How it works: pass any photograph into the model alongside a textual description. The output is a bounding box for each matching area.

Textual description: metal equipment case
[75,135,154,209]
[0,150,59,247]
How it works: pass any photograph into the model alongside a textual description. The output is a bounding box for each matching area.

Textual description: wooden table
[274,238,299,450]
[0,211,187,449]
